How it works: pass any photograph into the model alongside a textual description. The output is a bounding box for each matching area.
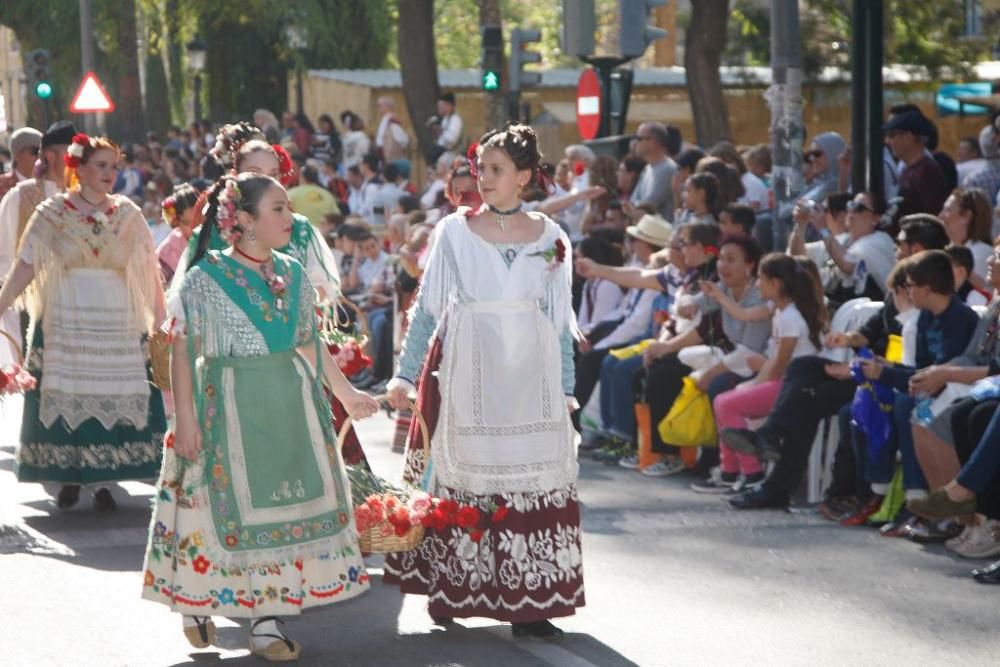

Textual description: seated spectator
[571,216,674,430]
[675,172,719,226]
[946,245,990,307]
[617,155,647,202]
[340,111,371,169]
[287,164,340,227]
[790,190,896,308]
[420,150,454,209]
[711,141,768,212]
[906,243,1000,556]
[576,236,627,336]
[939,187,994,282]
[743,144,772,207]
[695,156,744,210]
[781,132,846,227]
[955,134,985,185]
[719,203,756,238]
[722,219,952,510]
[671,148,706,219]
[335,224,371,296]
[696,255,826,492]
[835,251,980,539]
[625,122,678,222]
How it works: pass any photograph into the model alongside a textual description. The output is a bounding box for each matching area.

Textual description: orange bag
[634,401,664,469]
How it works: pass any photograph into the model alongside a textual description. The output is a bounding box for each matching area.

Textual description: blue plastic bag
[850,347,896,463]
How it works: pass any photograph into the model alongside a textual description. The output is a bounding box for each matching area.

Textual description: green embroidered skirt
[15,325,166,485]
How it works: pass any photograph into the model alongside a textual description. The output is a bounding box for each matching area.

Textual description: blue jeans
[368,305,393,380]
[863,391,927,491]
[599,353,644,441]
[706,371,742,401]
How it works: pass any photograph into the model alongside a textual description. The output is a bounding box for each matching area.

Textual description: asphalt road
[1,395,997,666]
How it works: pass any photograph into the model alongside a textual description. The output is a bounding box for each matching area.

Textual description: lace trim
[180,270,270,357]
[39,390,150,431]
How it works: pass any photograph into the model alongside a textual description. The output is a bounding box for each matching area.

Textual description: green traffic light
[35,81,53,100]
[482,70,500,91]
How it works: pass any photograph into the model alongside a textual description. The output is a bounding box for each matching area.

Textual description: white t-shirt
[766,303,819,360]
[967,239,993,279]
[740,172,769,210]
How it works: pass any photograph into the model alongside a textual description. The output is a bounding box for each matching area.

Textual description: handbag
[148,330,172,390]
[657,376,717,447]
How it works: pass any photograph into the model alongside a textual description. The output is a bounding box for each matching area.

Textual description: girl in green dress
[142,173,378,662]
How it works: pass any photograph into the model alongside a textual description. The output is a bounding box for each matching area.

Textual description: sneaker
[839,494,885,527]
[618,454,642,470]
[579,431,610,451]
[640,458,687,477]
[818,496,858,522]
[953,521,1000,559]
[945,525,975,552]
[593,443,633,465]
[728,472,766,495]
[691,468,739,493]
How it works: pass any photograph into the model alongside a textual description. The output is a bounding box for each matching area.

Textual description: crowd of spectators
[5,93,1000,584]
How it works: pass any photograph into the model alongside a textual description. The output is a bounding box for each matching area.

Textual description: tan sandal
[250,617,301,662]
[182,615,217,648]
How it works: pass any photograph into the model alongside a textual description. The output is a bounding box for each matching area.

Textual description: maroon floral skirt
[382,336,586,622]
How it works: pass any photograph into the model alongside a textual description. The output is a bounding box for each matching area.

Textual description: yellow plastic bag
[657,376,717,447]
[609,339,653,360]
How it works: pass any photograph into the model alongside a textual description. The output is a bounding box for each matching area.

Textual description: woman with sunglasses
[789,190,896,309]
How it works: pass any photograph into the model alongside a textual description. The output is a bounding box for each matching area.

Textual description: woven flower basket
[149,330,172,390]
[337,394,430,554]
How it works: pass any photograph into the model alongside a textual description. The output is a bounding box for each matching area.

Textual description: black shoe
[720,428,781,462]
[728,485,789,510]
[430,616,454,626]
[903,518,962,544]
[972,559,1000,584]
[578,431,609,451]
[511,620,564,639]
[93,488,117,512]
[56,484,80,509]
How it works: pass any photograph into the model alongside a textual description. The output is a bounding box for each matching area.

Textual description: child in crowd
[694,254,827,492]
[946,244,991,307]
[718,203,756,238]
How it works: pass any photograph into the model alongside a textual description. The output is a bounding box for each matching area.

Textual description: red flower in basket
[491,505,510,523]
[332,342,372,378]
[455,506,481,529]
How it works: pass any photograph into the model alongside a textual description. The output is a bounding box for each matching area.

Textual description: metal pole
[79,0,98,133]
[193,74,202,123]
[866,0,884,199]
[849,0,867,194]
[768,0,805,252]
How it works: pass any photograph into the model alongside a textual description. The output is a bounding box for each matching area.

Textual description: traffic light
[619,0,668,59]
[509,28,541,93]
[481,26,503,92]
[27,49,53,100]
[561,0,596,58]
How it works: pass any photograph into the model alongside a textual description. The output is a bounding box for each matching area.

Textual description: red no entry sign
[576,68,601,141]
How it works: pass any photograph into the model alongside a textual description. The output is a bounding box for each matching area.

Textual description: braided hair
[476,123,548,192]
[189,172,281,270]
[210,121,267,169]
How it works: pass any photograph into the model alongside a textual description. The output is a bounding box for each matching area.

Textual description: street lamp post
[284,25,307,115]
[186,38,207,123]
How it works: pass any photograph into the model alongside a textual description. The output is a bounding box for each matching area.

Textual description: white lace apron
[419,213,579,496]
[38,268,150,430]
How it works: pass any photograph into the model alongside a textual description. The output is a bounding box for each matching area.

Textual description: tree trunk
[685,0,731,146]
[114,0,146,143]
[479,0,506,132]
[397,0,441,162]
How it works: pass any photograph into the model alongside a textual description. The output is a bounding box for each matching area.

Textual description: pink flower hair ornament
[215,179,243,245]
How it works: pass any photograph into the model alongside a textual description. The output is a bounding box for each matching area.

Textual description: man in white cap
[0,127,43,201]
[0,120,76,364]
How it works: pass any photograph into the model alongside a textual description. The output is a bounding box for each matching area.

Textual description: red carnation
[437,499,459,519]
[554,238,567,264]
[466,143,479,179]
[455,506,481,529]
[704,244,720,257]
[573,162,585,176]
[470,529,484,543]
[429,508,449,530]
[491,505,509,523]
[271,144,294,186]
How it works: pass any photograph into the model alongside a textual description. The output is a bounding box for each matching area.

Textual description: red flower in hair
[64,133,91,169]
[466,142,479,179]
[271,144,294,186]
[573,161,586,176]
[704,245,720,257]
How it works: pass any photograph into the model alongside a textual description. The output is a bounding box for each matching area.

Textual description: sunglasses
[847,201,875,214]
